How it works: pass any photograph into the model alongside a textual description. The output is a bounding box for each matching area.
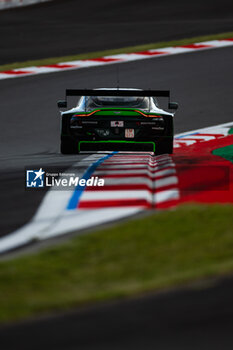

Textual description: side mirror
[168,102,178,110]
[57,100,67,109]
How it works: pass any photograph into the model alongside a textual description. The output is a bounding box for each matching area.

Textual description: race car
[57,88,178,154]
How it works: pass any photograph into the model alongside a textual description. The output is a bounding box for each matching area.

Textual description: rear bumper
[79,140,156,152]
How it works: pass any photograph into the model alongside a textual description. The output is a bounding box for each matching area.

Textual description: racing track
[0,45,233,238]
[0,0,233,64]
[0,45,233,348]
[1,276,233,350]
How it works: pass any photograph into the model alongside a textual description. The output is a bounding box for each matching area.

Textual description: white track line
[80,190,152,201]
[175,121,233,138]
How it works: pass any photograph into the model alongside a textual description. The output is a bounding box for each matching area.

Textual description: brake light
[74,109,101,117]
[134,110,162,118]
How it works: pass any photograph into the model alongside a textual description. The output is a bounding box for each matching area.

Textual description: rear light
[74,109,101,117]
[134,110,163,118]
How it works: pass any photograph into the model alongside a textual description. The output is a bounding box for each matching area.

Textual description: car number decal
[125,129,135,138]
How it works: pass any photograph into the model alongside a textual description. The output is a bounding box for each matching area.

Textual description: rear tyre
[60,137,79,154]
[155,138,173,155]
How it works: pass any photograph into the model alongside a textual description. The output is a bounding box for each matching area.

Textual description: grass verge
[1,31,233,72]
[0,204,233,324]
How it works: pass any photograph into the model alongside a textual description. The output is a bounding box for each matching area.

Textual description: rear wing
[57,89,178,110]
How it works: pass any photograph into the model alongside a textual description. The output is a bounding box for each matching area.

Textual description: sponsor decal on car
[125,129,135,138]
[111,121,124,127]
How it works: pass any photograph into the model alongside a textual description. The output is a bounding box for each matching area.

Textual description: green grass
[0,204,233,324]
[1,31,233,72]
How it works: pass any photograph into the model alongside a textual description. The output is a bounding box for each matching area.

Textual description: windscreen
[86,96,151,110]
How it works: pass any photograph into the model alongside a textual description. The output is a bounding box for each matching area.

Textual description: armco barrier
[0,0,51,10]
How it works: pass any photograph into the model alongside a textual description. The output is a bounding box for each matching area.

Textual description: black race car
[57,88,178,154]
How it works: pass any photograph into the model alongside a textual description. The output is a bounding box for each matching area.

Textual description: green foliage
[0,205,233,323]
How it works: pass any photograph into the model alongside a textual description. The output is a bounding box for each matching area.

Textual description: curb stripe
[0,38,233,80]
[78,199,151,209]
[0,122,232,254]
[77,154,179,209]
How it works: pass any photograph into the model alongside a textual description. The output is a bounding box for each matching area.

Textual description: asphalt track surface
[1,276,233,349]
[0,0,233,64]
